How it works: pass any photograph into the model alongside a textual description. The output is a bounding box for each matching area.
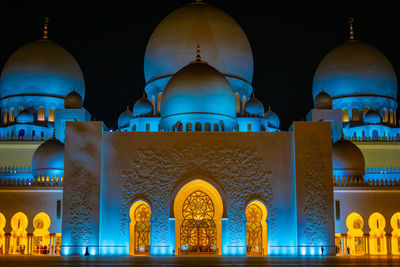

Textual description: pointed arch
[0,212,5,254]
[345,212,364,255]
[10,212,28,254]
[368,212,387,255]
[173,179,223,255]
[32,212,51,255]
[129,200,151,255]
[390,212,400,255]
[245,200,268,255]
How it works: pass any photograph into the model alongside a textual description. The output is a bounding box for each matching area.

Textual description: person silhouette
[321,245,324,255]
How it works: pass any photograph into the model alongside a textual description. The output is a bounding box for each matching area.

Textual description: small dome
[133,96,153,117]
[118,108,133,128]
[244,96,264,117]
[363,109,381,124]
[314,91,332,109]
[64,90,83,109]
[160,59,236,130]
[332,139,365,178]
[264,108,280,129]
[31,138,64,178]
[16,109,34,124]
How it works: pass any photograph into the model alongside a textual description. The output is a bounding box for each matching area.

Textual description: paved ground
[0,255,400,267]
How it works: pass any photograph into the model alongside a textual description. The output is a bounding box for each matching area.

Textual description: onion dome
[64,90,83,109]
[144,0,253,98]
[363,109,381,124]
[314,90,332,109]
[133,95,154,117]
[31,137,64,178]
[244,95,264,117]
[264,107,280,129]
[16,109,34,124]
[0,39,85,112]
[118,107,133,128]
[160,47,236,131]
[332,138,365,179]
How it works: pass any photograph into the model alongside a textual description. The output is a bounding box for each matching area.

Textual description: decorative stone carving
[121,143,275,247]
[304,142,329,245]
[69,167,93,245]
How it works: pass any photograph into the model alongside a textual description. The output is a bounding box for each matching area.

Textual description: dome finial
[348,17,355,40]
[43,17,49,40]
[196,43,201,61]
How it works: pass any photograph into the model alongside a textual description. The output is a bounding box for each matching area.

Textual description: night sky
[1,2,400,130]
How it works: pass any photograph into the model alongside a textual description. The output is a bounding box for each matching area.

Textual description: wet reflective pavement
[0,255,400,267]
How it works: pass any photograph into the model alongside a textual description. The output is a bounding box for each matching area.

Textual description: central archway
[346,212,364,255]
[174,179,223,255]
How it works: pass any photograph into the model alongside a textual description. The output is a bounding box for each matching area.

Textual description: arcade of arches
[128,180,269,256]
[0,211,61,255]
[335,212,400,255]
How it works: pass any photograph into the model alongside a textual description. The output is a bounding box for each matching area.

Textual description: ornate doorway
[129,201,151,255]
[246,204,263,255]
[180,191,217,254]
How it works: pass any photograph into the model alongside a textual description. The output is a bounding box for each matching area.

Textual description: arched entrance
[0,212,5,254]
[32,212,51,255]
[391,212,400,255]
[129,200,151,255]
[245,200,268,255]
[368,212,387,255]
[10,212,28,254]
[346,212,364,255]
[174,179,223,255]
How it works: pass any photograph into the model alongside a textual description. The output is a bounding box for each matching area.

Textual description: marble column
[365,234,370,255]
[27,233,33,255]
[49,233,55,254]
[343,234,348,255]
[340,234,345,254]
[386,234,392,255]
[4,233,11,254]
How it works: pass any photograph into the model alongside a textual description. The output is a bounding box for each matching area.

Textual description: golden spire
[348,17,355,40]
[43,17,49,40]
[196,43,201,61]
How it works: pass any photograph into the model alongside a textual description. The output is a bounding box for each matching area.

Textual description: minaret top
[43,17,49,40]
[348,17,355,40]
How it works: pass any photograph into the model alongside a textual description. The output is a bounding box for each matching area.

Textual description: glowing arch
[32,212,51,255]
[245,200,268,255]
[390,212,400,255]
[368,212,387,255]
[173,179,223,255]
[129,200,151,255]
[345,212,364,255]
[10,212,28,254]
[0,212,5,254]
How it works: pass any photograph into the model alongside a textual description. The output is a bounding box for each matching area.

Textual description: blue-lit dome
[160,59,237,131]
[244,96,264,117]
[0,40,85,109]
[314,91,332,109]
[144,1,253,99]
[133,96,153,117]
[31,138,64,178]
[313,40,397,110]
[264,108,280,129]
[363,109,381,124]
[118,108,133,128]
[16,109,34,124]
[332,139,365,179]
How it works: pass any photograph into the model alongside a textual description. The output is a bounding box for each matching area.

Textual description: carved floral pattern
[304,142,329,245]
[69,167,93,245]
[121,143,275,247]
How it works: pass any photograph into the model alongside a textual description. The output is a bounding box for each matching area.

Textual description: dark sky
[1,2,400,130]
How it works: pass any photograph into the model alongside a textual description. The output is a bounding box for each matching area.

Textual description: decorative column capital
[5,233,11,237]
[385,233,392,238]
[27,233,34,237]
[49,233,56,238]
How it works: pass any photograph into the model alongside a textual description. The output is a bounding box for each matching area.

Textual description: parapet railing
[333,176,400,187]
[0,165,31,173]
[0,177,63,187]
[344,136,400,142]
[0,135,52,141]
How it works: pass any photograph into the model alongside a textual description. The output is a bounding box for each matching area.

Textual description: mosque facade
[0,1,400,257]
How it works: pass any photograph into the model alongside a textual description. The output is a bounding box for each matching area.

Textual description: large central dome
[144,1,253,99]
